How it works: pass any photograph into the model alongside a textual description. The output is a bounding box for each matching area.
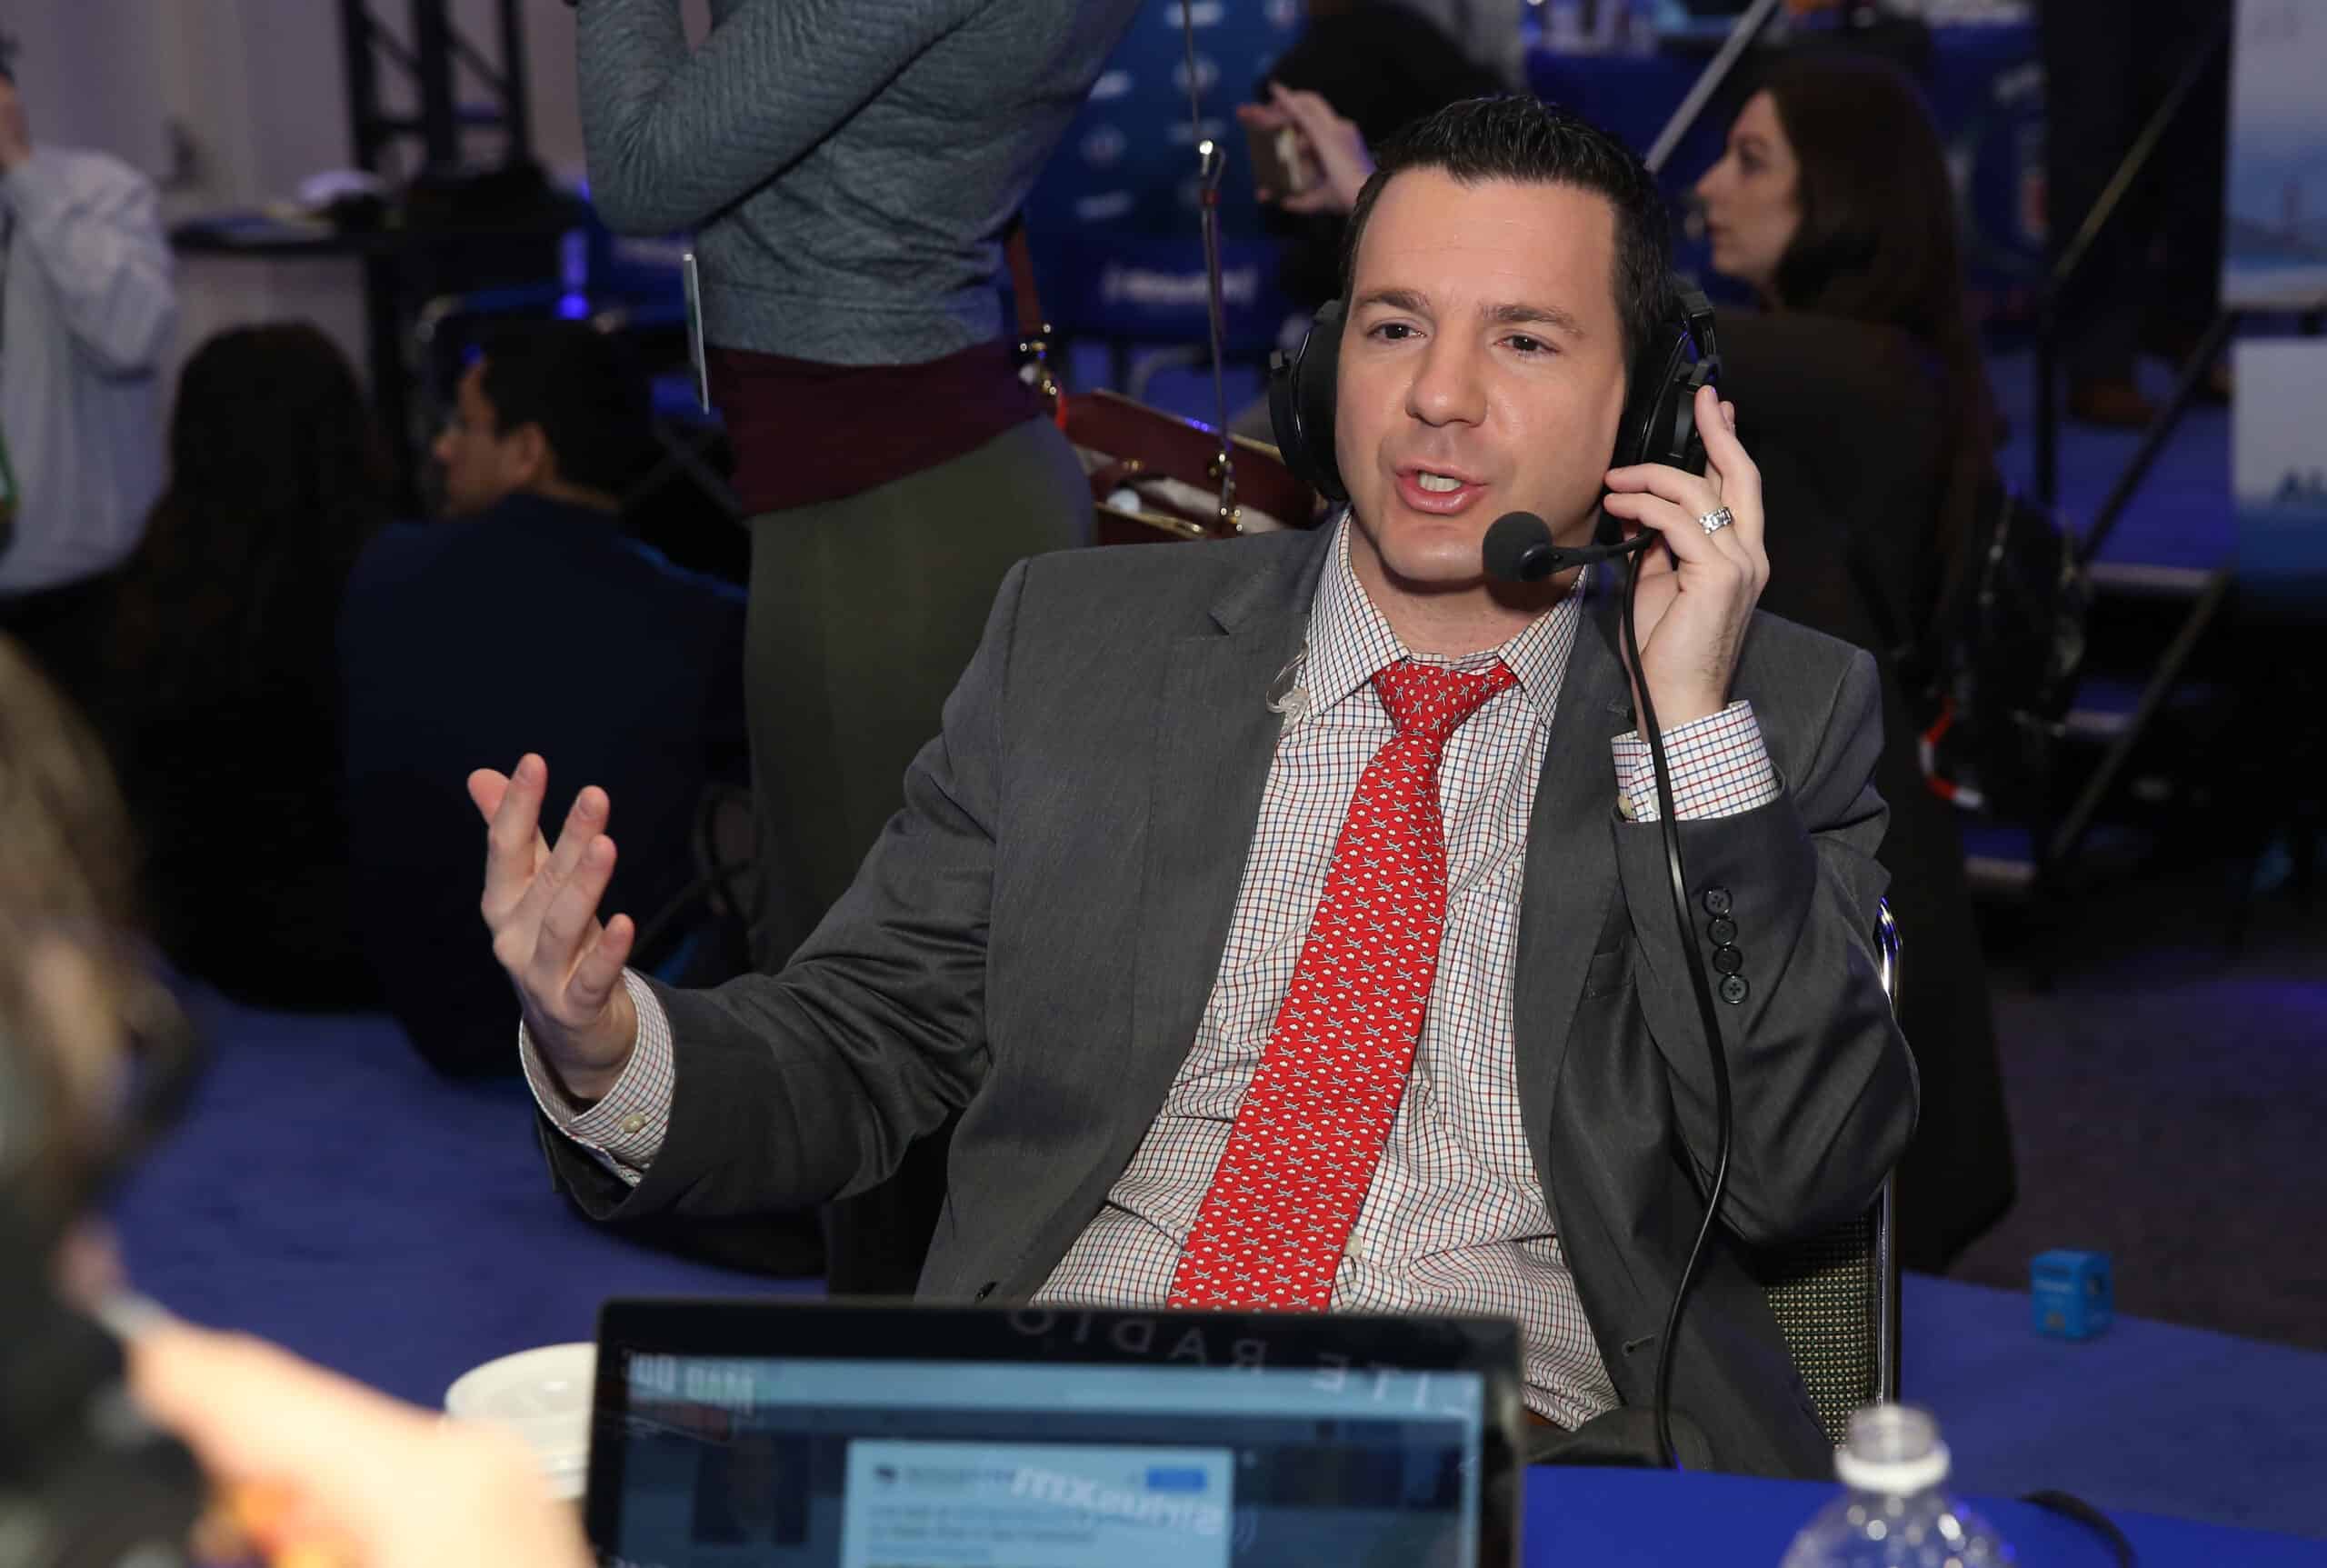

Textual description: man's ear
[504,422,555,489]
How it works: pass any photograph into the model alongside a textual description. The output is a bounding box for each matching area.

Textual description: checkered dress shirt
[524,522,1781,1427]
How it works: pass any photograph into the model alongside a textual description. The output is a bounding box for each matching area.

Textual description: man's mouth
[1394,465,1487,514]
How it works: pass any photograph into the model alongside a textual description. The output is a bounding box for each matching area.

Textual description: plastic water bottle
[1780,1405,2015,1567]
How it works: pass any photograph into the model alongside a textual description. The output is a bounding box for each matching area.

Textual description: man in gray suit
[468,99,1913,1480]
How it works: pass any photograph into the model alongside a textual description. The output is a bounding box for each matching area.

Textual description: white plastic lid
[1833,1403,1952,1495]
[444,1343,596,1500]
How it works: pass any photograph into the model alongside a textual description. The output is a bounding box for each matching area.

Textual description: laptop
[584,1299,1524,1567]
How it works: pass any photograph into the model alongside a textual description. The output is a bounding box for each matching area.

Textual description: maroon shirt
[707,340,1048,515]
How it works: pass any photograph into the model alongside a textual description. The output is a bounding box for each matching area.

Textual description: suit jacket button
[1719,974,1750,1005]
[1707,915,1738,946]
[1703,887,1733,918]
[1711,944,1744,975]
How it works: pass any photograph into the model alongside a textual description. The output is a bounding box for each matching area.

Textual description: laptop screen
[586,1301,1523,1568]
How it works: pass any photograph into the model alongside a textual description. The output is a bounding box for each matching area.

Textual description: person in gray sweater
[573,0,1143,1295]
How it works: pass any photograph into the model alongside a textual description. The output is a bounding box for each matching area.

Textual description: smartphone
[1243,118,1318,198]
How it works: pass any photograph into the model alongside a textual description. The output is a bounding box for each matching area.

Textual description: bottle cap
[1833,1403,1952,1494]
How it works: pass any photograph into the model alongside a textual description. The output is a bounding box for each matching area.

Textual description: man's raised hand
[467,754,639,1101]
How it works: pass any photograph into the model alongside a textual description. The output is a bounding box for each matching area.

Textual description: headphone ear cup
[1673,361,1714,474]
[1612,344,1663,474]
[1601,332,1673,544]
[1269,298,1348,504]
[1613,321,1704,470]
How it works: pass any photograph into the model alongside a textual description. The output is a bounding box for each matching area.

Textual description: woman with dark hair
[1696,51,1999,589]
[96,322,391,1007]
[1693,52,2015,1271]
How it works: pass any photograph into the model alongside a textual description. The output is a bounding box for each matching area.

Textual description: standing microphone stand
[1176,0,1239,534]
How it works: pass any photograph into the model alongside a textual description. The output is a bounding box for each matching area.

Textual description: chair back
[1750,899,1903,1446]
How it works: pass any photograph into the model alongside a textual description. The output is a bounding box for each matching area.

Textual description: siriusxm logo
[1010,1464,1226,1537]
[1100,265,1259,307]
[1081,125,1128,168]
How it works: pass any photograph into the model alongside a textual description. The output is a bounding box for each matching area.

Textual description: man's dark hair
[1340,95,1674,370]
[475,322,653,498]
[111,322,391,704]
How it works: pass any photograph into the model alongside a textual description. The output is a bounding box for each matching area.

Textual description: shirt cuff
[518,970,675,1186]
[1612,701,1781,823]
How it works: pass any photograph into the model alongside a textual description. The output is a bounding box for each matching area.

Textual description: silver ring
[1698,506,1735,536]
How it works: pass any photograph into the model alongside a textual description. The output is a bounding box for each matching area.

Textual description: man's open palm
[468,755,638,1097]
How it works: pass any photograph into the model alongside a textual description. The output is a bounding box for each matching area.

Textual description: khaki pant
[743,414,1091,1293]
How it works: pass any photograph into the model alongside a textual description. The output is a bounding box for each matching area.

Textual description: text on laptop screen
[596,1353,1486,1567]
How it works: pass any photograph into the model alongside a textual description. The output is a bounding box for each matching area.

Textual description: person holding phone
[1235,4,1503,311]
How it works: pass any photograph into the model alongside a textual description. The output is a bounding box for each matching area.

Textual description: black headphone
[1267,287,1723,542]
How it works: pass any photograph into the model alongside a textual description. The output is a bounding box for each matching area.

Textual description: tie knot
[1372,658,1517,740]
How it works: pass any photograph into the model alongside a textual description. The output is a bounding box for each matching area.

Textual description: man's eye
[1371,322,1418,341]
[1505,335,1549,355]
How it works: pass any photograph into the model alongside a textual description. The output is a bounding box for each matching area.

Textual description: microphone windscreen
[1483,511,1554,583]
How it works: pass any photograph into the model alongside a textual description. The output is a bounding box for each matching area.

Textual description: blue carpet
[105,992,2325,1544]
[106,987,813,1411]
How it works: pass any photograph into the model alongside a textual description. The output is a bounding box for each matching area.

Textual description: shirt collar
[1298,516,1583,728]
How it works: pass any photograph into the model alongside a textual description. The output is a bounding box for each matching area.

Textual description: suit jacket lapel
[1117,534,1330,1147]
[1514,570,1637,1170]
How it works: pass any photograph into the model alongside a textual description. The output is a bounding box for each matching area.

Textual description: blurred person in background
[0,54,174,711]
[340,325,767,1110]
[1231,5,1503,436]
[95,324,387,1011]
[1252,2,1513,247]
[1364,0,1527,89]
[1692,51,2012,1269]
[0,631,588,1568]
[572,0,1144,1294]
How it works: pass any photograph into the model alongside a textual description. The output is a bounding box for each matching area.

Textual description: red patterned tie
[1167,657,1518,1310]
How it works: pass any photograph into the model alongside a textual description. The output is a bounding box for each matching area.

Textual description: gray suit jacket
[544,524,1917,1479]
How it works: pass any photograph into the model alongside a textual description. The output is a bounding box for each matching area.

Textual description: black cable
[1616,548,1738,1472]
[2022,1490,2139,1567]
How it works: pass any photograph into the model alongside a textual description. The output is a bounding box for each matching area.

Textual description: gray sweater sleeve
[576,0,986,235]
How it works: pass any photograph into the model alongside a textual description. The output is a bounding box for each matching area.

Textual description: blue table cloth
[108,991,2324,1561]
[1524,1466,2327,1566]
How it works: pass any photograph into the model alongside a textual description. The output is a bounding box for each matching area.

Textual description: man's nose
[1406,335,1485,427]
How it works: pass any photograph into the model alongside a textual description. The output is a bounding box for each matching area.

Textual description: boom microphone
[1481,511,1655,583]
